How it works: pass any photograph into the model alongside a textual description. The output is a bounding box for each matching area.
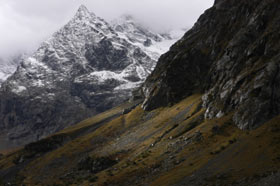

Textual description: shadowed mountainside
[1,0,280,185]
[0,95,280,185]
[142,0,280,130]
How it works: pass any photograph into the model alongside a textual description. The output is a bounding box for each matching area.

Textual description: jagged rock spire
[74,4,94,20]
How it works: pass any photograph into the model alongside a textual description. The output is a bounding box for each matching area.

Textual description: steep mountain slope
[142,0,280,130]
[0,55,24,85]
[112,15,184,61]
[0,95,280,186]
[1,0,280,185]
[0,5,179,150]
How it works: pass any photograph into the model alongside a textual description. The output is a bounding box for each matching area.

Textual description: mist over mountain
[0,0,214,58]
[0,5,183,150]
[1,1,280,186]
[0,54,28,85]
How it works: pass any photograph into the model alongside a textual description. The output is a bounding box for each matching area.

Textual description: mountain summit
[0,5,180,150]
[75,5,92,18]
[1,1,280,186]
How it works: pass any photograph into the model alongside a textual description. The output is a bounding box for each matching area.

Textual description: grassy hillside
[0,94,280,185]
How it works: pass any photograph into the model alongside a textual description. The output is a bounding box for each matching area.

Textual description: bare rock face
[142,0,280,130]
[0,55,25,85]
[0,5,179,149]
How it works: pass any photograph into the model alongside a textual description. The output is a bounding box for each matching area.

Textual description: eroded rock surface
[0,5,180,149]
[142,0,280,129]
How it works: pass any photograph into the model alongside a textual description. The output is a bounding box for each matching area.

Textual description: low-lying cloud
[0,0,214,58]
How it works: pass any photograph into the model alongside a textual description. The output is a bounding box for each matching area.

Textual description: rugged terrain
[0,55,25,85]
[142,0,280,130]
[0,95,280,186]
[0,5,180,150]
[1,0,280,185]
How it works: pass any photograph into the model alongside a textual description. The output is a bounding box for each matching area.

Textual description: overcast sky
[0,0,214,58]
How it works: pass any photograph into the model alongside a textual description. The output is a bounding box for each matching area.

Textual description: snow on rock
[0,5,185,148]
[112,15,185,61]
[0,54,25,85]
[12,85,27,94]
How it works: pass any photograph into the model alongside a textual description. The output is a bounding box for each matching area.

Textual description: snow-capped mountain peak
[74,4,95,20]
[0,54,26,85]
[112,15,184,61]
[0,5,184,149]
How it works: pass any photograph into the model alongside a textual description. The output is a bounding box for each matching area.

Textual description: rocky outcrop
[142,0,280,129]
[111,15,183,61]
[0,5,180,149]
[0,54,25,85]
[78,156,117,174]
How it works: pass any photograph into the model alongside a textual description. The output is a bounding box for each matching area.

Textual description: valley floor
[1,94,280,186]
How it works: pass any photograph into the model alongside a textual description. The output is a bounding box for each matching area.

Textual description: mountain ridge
[0,5,182,150]
[1,1,280,185]
[141,0,280,130]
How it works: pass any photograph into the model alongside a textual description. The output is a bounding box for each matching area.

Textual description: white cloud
[0,0,214,58]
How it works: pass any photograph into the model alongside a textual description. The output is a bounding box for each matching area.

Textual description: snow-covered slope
[0,62,15,85]
[112,15,185,61]
[0,55,25,85]
[0,5,183,149]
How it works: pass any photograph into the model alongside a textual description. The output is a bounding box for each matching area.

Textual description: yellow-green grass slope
[1,94,280,186]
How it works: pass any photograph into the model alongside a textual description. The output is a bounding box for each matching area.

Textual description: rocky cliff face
[2,2,280,186]
[142,0,280,130]
[0,55,25,85]
[111,15,176,61]
[0,5,180,148]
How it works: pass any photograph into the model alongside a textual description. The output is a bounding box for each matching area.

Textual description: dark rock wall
[142,0,280,129]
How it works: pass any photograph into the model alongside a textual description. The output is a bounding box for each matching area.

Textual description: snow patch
[90,71,126,83]
[12,85,27,94]
[114,81,141,90]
